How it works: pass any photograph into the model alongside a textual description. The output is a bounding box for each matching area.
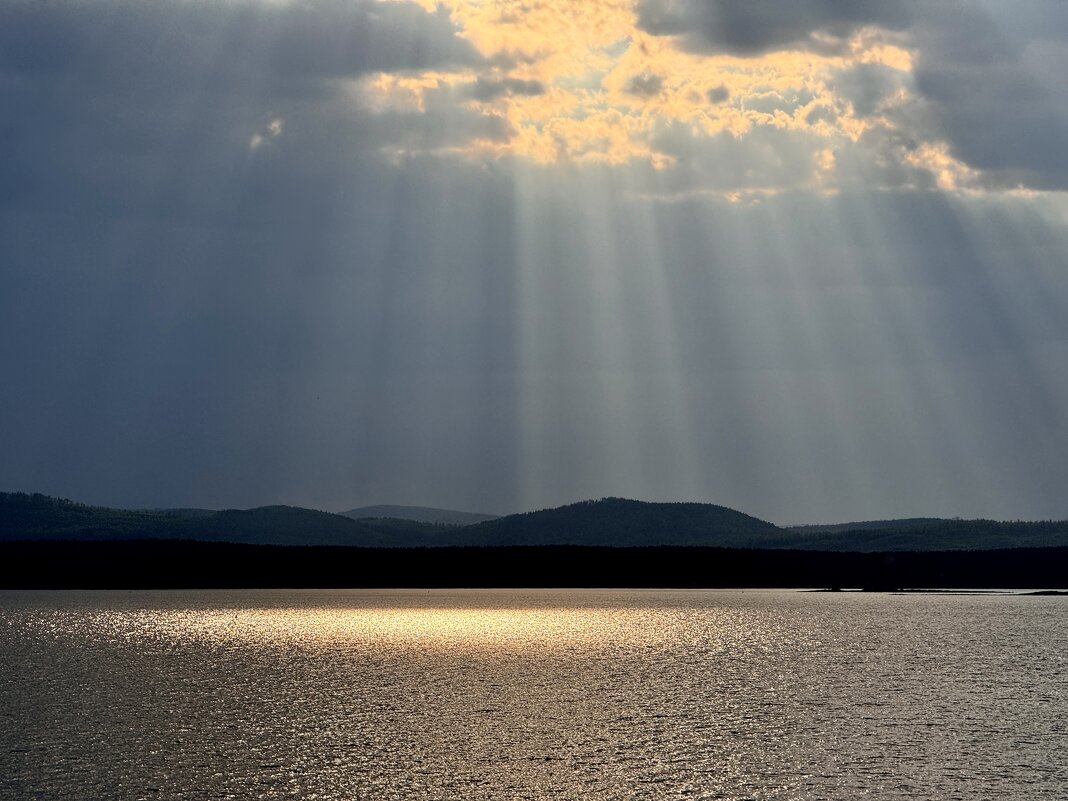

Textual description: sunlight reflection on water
[2,590,1066,800]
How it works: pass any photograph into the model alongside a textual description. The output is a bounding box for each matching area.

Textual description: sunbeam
[2,0,1067,521]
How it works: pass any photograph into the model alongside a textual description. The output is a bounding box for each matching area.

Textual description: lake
[1,589,1065,799]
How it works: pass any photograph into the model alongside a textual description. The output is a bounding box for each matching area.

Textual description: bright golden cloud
[366,0,973,193]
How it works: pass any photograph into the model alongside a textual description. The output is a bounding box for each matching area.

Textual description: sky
[2,0,1067,523]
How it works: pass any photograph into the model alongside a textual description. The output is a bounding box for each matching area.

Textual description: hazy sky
[3,0,1067,523]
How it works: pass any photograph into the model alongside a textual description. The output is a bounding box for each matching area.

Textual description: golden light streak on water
[4,590,1067,799]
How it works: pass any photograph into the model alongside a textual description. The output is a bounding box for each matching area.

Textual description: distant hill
[4,491,1068,552]
[784,518,1068,552]
[460,498,787,548]
[460,509,1068,552]
[790,518,946,534]
[0,492,173,540]
[169,505,397,547]
[341,505,498,526]
[0,492,436,547]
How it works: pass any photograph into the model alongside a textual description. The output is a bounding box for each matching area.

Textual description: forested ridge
[4,492,1068,552]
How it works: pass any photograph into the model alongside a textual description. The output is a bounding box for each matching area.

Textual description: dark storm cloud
[0,0,496,220]
[909,22,1068,189]
[635,1,1068,189]
[0,0,482,83]
[914,66,1068,189]
[635,0,919,56]
[0,0,520,511]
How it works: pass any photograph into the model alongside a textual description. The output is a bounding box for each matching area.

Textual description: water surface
[1,589,1065,799]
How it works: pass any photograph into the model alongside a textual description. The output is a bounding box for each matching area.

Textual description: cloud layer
[5,0,1066,194]
[635,0,918,55]
[633,0,1068,191]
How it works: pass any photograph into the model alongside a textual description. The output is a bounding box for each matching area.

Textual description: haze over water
[2,589,1065,799]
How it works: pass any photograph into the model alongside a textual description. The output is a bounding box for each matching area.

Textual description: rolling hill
[784,518,1068,552]
[0,492,431,547]
[460,497,786,548]
[4,491,1068,552]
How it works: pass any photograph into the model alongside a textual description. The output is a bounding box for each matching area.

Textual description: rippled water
[1,590,1065,800]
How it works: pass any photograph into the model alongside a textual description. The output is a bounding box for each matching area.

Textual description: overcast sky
[2,0,1067,523]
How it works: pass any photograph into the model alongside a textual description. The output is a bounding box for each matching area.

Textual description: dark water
[1,590,1065,800]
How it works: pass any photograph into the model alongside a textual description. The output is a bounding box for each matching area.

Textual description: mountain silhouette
[4,491,1068,551]
[461,498,784,547]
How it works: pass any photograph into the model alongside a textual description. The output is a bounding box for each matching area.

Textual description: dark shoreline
[2,541,1067,590]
